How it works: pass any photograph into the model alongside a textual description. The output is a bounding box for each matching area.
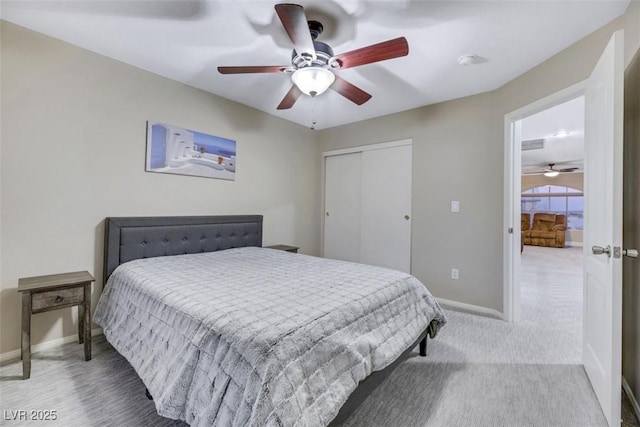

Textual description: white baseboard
[566,241,584,247]
[436,297,504,320]
[623,376,640,422]
[0,328,103,363]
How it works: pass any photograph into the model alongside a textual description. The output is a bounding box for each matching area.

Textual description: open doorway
[503,82,586,324]
[519,96,585,359]
[504,32,625,426]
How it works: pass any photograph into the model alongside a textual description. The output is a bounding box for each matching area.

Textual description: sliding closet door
[324,153,362,263]
[323,142,412,273]
[360,145,412,273]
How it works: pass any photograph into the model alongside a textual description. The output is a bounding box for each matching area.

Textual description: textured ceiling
[0,0,630,130]
[522,96,585,173]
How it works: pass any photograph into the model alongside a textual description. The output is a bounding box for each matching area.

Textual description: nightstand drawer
[32,287,84,312]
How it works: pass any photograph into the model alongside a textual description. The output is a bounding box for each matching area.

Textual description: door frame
[321,138,412,258]
[503,82,586,322]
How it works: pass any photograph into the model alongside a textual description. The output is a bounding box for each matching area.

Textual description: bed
[95,215,446,426]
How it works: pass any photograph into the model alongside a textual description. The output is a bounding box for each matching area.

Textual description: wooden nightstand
[18,270,94,379]
[264,244,299,253]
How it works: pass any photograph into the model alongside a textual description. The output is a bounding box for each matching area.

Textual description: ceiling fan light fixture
[291,67,335,97]
[544,170,560,177]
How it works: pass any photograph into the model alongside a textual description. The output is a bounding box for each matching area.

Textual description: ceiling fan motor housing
[291,40,334,68]
[308,20,323,40]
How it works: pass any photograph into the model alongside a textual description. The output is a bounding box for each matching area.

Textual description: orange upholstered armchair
[521,213,531,252]
[523,213,567,248]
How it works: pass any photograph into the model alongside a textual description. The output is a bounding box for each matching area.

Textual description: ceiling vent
[522,138,545,151]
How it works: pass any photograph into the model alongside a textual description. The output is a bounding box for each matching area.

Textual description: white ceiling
[0,1,630,130]
[521,95,585,173]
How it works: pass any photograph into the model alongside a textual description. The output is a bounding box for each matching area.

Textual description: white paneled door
[323,142,412,273]
[360,146,412,272]
[583,31,623,427]
[324,153,362,264]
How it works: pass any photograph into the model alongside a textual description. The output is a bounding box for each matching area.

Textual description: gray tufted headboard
[103,215,263,284]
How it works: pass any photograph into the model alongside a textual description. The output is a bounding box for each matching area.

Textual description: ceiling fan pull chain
[310,96,317,130]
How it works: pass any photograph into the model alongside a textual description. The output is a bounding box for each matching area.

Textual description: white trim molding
[623,377,640,422]
[565,241,584,247]
[436,297,504,320]
[0,328,103,363]
[503,80,586,323]
[322,138,412,158]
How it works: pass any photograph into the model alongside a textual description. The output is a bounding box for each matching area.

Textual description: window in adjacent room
[521,185,583,230]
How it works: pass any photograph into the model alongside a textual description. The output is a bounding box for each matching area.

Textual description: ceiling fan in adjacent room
[524,163,580,177]
[217,3,409,110]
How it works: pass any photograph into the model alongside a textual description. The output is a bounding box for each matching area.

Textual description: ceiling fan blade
[558,167,579,172]
[331,37,409,70]
[277,85,302,110]
[217,66,292,74]
[275,3,316,62]
[330,76,372,105]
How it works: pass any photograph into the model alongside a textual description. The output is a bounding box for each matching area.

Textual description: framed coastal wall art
[145,121,237,181]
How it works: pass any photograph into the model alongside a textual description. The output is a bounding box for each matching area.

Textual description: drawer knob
[55,295,64,303]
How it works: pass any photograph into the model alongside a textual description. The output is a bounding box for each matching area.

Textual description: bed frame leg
[145,388,153,400]
[419,336,427,357]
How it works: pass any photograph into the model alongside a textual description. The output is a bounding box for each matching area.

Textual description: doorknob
[592,245,611,257]
[404,215,410,220]
[325,212,329,217]
[623,248,639,258]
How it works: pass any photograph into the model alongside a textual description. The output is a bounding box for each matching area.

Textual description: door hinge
[508,227,514,234]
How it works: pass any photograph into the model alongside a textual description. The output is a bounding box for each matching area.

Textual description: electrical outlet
[451,268,459,280]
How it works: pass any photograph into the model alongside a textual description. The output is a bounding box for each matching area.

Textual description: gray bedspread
[95,247,446,426]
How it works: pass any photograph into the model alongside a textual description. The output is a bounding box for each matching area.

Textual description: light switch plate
[451,201,460,212]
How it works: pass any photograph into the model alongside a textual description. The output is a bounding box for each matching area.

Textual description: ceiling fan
[217,3,409,110]
[524,163,580,177]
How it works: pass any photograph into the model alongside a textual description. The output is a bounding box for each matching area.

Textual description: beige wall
[623,44,640,409]
[521,172,584,192]
[0,21,321,355]
[320,94,504,310]
[623,0,640,69]
[318,6,638,313]
[521,172,584,245]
